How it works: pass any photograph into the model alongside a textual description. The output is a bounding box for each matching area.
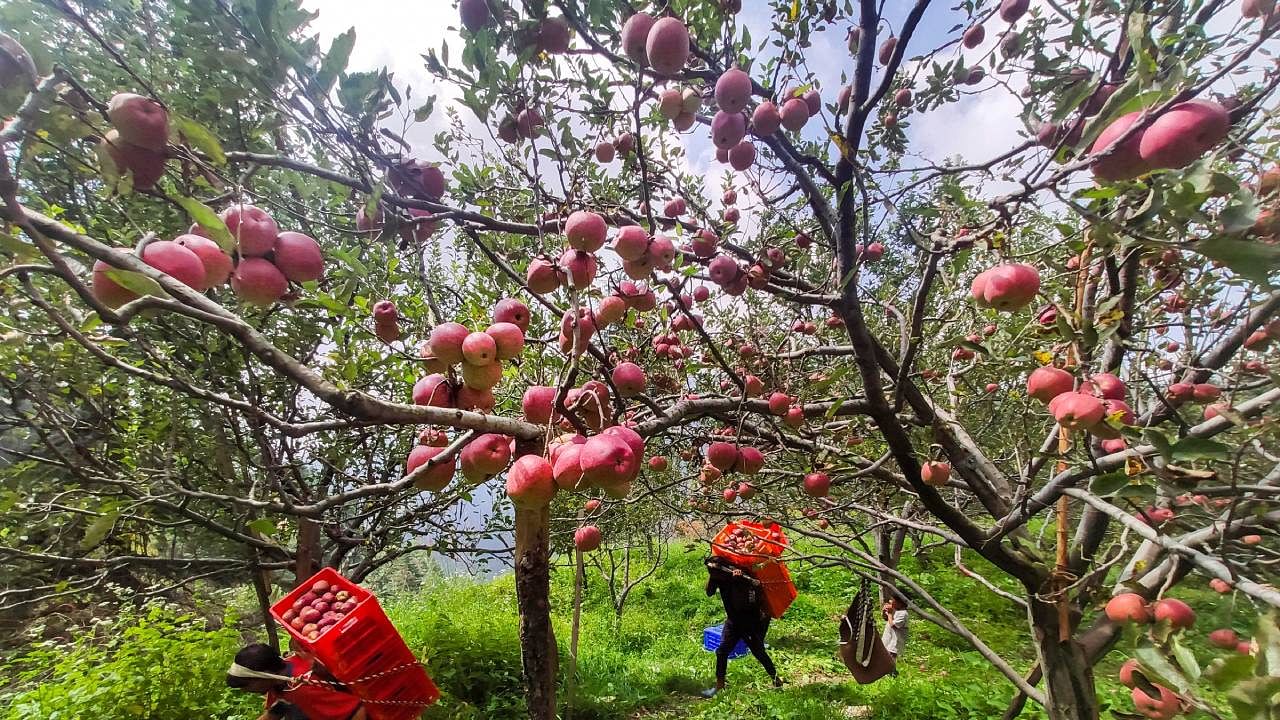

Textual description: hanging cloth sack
[837,579,896,684]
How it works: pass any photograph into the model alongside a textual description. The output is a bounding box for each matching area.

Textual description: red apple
[506,455,556,507]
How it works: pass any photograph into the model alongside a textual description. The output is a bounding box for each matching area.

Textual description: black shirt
[705,557,766,626]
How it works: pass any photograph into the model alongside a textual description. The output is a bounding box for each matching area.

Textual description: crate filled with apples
[712,520,787,567]
[279,578,363,641]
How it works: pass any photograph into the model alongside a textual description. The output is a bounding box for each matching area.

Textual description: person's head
[888,594,907,610]
[226,643,288,694]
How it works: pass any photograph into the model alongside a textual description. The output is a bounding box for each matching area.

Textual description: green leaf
[1134,639,1190,693]
[1090,471,1130,497]
[171,113,225,165]
[315,28,355,97]
[247,518,276,536]
[414,97,436,123]
[0,229,38,259]
[80,508,119,551]
[1227,676,1280,720]
[1143,429,1173,461]
[1169,636,1200,682]
[103,268,164,298]
[1169,437,1231,462]
[1192,236,1279,285]
[1219,191,1260,233]
[170,194,235,252]
[1127,13,1157,82]
[1204,653,1256,691]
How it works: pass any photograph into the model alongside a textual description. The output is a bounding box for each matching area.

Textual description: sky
[300,0,1035,196]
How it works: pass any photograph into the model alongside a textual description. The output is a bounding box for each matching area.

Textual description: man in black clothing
[702,555,781,697]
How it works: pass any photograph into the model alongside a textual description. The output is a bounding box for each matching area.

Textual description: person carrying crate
[701,555,782,697]
[226,642,368,720]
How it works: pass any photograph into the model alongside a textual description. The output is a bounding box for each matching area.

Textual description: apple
[559,249,598,289]
[1090,111,1148,181]
[1118,659,1141,688]
[711,110,747,150]
[220,204,279,257]
[1139,100,1229,170]
[486,322,525,360]
[1087,373,1127,400]
[1105,593,1151,624]
[1000,0,1030,22]
[538,16,571,53]
[1130,685,1180,720]
[1192,383,1221,401]
[565,211,607,252]
[878,36,897,65]
[1208,628,1239,649]
[272,231,324,283]
[1050,392,1105,430]
[98,128,168,193]
[1153,598,1195,629]
[645,17,689,76]
[648,455,668,471]
[507,455,557,507]
[389,159,445,200]
[723,487,737,502]
[579,434,637,486]
[803,471,831,497]
[406,444,456,490]
[735,447,765,474]
[173,234,232,289]
[728,140,756,171]
[706,442,739,471]
[620,12,655,65]
[971,263,1040,311]
[429,322,470,364]
[1209,578,1231,593]
[751,101,781,135]
[230,258,288,305]
[107,93,169,151]
[459,433,512,482]
[962,24,985,48]
[1024,367,1073,404]
[612,362,647,397]
[574,525,602,551]
[921,461,951,487]
[779,98,809,132]
[411,373,454,408]
[716,67,752,112]
[459,0,490,31]
[767,392,791,416]
[516,108,544,139]
[461,331,498,366]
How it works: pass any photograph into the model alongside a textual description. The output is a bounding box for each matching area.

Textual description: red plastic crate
[711,520,788,567]
[270,568,439,714]
[754,559,797,619]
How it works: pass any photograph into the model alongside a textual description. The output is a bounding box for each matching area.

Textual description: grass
[384,542,1100,720]
[4,537,1252,719]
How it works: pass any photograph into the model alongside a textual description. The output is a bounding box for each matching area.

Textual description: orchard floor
[4,540,1244,720]
[385,544,1134,720]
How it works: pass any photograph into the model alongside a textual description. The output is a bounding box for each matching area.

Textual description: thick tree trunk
[515,505,558,720]
[1028,599,1099,720]
[295,517,321,583]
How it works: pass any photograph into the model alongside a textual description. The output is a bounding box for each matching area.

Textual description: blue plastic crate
[702,624,749,659]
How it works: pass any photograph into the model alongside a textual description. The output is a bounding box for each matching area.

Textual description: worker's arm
[350,707,369,720]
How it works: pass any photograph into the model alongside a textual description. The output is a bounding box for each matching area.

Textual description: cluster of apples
[99,93,169,190]
[91,204,323,308]
[1107,593,1252,719]
[546,424,646,499]
[1025,368,1137,440]
[412,300,529,413]
[1164,380,1232,422]
[703,440,766,503]
[1090,99,1231,182]
[765,391,808,429]
[281,578,358,642]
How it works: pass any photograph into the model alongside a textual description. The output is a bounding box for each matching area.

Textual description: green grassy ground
[5,539,1248,719]
[387,543,1116,720]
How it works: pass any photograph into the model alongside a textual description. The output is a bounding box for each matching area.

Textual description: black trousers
[715,617,776,680]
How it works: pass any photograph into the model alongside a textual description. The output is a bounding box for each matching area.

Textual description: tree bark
[295,517,321,583]
[515,505,558,720]
[1028,599,1099,720]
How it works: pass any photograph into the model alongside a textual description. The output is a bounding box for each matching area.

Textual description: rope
[286,662,437,708]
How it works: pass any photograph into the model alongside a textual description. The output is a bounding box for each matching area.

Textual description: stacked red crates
[270,567,438,719]
[711,520,797,618]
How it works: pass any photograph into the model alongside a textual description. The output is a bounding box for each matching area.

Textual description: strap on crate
[227,663,297,684]
[292,661,438,707]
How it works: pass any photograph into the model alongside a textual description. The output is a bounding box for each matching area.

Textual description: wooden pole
[515,505,558,720]
[566,528,585,720]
